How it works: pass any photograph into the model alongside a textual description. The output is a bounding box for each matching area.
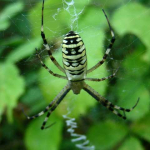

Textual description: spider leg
[22,98,56,120]
[83,83,139,119]
[41,0,65,73]
[22,83,70,125]
[41,84,71,130]
[87,9,115,74]
[107,107,126,119]
[103,98,139,112]
[36,48,67,80]
[85,67,119,82]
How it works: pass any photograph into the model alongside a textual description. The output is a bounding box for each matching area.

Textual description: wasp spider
[23,0,139,130]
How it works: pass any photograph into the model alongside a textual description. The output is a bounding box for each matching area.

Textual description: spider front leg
[85,67,119,82]
[36,48,67,80]
[41,0,65,73]
[83,83,139,119]
[87,9,115,74]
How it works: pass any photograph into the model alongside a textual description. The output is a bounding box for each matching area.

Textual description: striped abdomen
[62,31,87,81]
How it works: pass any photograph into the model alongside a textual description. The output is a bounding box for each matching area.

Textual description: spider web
[1,0,150,150]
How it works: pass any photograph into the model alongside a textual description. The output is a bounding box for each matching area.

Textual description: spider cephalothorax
[23,0,139,130]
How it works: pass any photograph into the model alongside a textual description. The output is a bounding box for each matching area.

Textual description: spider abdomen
[62,31,87,81]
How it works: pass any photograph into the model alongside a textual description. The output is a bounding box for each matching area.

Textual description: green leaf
[112,2,150,62]
[0,62,25,122]
[115,49,149,121]
[87,120,128,150]
[117,81,149,120]
[118,136,144,150]
[1,36,24,46]
[0,36,24,55]
[21,86,47,115]
[25,114,63,150]
[7,37,42,63]
[78,6,107,30]
[92,0,123,8]
[73,0,92,6]
[132,113,150,142]
[0,1,24,31]
[0,20,10,31]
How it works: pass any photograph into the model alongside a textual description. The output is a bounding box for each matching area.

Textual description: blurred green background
[0,0,150,149]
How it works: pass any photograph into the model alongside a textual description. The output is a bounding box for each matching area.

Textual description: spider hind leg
[83,83,139,119]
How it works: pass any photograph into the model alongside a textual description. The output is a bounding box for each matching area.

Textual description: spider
[23,0,139,130]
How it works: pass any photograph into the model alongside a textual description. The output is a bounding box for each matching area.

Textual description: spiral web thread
[63,110,95,150]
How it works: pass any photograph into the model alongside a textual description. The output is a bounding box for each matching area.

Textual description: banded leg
[83,83,139,119]
[23,83,70,122]
[87,9,115,74]
[41,0,65,73]
[22,98,56,120]
[85,68,119,82]
[36,48,67,80]
[41,84,71,130]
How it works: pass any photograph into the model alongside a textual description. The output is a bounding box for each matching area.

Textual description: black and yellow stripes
[86,9,115,74]
[40,0,65,73]
[36,48,67,80]
[23,2,139,130]
[41,84,71,130]
[85,67,119,82]
[23,83,71,130]
[22,98,56,120]
[62,31,87,81]
[83,83,139,120]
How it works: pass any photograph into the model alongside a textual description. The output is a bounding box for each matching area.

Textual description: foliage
[0,0,150,150]
[0,62,25,122]
[0,1,24,31]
